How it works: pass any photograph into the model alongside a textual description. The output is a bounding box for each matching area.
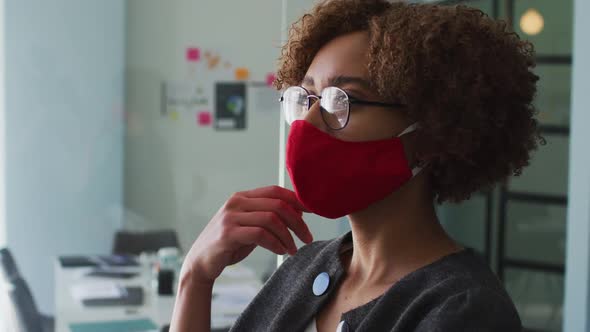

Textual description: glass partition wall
[434,1,572,330]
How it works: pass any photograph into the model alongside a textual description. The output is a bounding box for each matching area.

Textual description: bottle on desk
[154,247,181,296]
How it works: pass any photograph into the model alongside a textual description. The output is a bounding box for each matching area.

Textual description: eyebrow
[302,75,372,92]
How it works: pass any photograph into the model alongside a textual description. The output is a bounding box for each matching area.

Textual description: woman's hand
[181,185,313,285]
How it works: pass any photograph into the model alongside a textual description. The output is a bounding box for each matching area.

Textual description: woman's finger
[235,211,298,254]
[240,197,312,244]
[240,185,311,213]
[230,226,289,255]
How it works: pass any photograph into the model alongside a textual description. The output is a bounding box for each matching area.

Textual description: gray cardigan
[229,231,522,331]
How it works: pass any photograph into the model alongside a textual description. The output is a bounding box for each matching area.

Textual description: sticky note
[186,47,200,62]
[169,111,179,121]
[197,111,212,126]
[266,73,276,87]
[235,67,250,80]
[207,55,220,69]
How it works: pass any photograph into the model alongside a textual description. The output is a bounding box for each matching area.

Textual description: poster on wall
[215,82,247,130]
[161,81,208,116]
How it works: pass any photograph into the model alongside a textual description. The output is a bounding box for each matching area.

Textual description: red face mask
[286,120,421,219]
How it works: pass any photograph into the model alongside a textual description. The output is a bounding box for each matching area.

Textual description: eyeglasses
[279,86,405,130]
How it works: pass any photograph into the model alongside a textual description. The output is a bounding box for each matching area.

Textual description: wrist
[178,265,215,292]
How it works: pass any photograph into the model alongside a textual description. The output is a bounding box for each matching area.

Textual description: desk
[55,262,173,332]
[55,259,263,332]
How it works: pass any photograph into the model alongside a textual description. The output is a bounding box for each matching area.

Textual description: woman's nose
[302,98,329,132]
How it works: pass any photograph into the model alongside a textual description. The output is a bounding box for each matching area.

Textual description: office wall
[124,0,285,279]
[563,0,590,329]
[0,1,6,248]
[4,0,125,313]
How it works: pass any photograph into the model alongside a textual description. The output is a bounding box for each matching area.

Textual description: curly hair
[275,0,544,204]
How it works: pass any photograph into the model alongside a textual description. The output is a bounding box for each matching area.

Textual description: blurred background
[0,0,587,331]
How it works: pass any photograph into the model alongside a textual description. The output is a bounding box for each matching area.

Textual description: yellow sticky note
[235,67,250,80]
[169,111,179,121]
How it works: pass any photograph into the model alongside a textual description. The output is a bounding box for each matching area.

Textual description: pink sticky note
[186,47,201,62]
[266,73,276,87]
[197,111,212,126]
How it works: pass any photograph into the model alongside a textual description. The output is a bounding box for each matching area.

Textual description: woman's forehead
[304,31,371,90]
[301,75,372,93]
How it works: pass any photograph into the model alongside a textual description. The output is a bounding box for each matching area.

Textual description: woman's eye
[343,90,361,99]
[345,95,360,103]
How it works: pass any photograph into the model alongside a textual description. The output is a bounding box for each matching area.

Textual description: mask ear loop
[397,123,420,137]
[397,123,424,176]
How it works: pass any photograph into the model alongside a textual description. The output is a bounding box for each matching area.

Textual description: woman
[171,1,541,331]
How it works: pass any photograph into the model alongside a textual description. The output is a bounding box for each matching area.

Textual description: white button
[312,272,330,296]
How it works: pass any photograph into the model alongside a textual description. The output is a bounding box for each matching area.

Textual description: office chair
[7,277,54,332]
[112,229,181,255]
[0,248,20,281]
